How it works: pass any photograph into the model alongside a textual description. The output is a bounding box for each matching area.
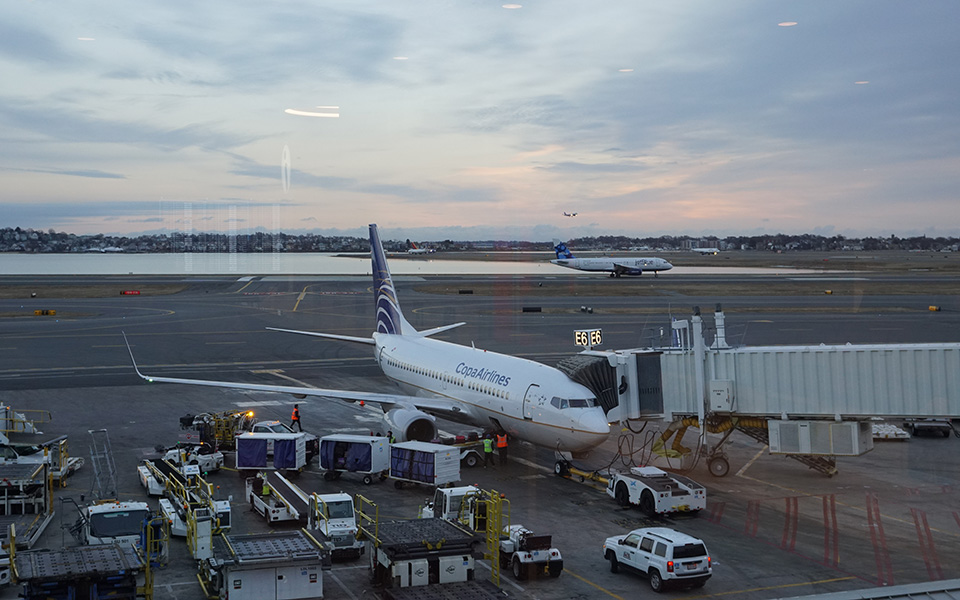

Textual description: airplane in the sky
[691,247,720,255]
[125,224,610,456]
[407,242,434,254]
[563,212,578,217]
[550,240,673,278]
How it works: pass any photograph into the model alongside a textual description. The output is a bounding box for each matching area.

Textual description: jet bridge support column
[691,308,708,458]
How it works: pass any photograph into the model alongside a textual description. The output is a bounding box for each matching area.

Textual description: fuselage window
[568,398,596,408]
[550,397,569,409]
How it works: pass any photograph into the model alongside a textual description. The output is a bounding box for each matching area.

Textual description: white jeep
[602,527,711,592]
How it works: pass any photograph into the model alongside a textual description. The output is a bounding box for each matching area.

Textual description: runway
[1,272,958,599]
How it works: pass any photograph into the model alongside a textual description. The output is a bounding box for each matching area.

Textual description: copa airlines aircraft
[126,224,610,455]
[551,240,673,278]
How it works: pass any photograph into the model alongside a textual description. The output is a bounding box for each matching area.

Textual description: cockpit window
[551,397,595,409]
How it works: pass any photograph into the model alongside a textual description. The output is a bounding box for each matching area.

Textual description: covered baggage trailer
[319,434,389,484]
[389,441,460,490]
[235,433,306,475]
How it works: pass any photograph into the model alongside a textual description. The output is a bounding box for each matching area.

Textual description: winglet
[122,332,152,382]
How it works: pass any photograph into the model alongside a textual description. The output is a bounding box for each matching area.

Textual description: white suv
[602,527,711,592]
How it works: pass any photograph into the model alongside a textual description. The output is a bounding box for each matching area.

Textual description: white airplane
[407,242,434,254]
[550,240,673,278]
[692,247,720,255]
[563,212,578,217]
[125,224,610,456]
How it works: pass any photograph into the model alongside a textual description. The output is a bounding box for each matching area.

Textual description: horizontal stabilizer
[265,327,375,345]
[416,322,466,338]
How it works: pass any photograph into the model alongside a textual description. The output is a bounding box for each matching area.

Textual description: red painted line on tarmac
[865,493,894,586]
[781,496,798,550]
[745,500,760,537]
[910,507,943,580]
[707,501,725,523]
[822,494,839,567]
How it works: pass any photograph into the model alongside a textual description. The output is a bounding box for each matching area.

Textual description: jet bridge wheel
[708,456,730,478]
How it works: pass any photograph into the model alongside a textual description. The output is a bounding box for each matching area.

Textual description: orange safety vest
[496,434,507,448]
[292,407,300,421]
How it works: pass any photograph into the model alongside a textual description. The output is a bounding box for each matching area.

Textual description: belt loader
[137,460,230,559]
[246,471,364,560]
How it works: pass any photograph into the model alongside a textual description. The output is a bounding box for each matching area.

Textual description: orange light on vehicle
[667,560,674,573]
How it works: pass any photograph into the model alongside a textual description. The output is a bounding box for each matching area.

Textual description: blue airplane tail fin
[370,224,413,335]
[553,239,575,259]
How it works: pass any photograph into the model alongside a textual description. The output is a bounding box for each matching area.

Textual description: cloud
[10,167,126,179]
[0,21,76,66]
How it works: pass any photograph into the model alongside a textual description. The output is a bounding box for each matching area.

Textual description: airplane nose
[580,408,610,435]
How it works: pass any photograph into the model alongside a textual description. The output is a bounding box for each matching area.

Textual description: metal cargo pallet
[215,530,323,564]
[14,543,143,581]
[375,519,481,560]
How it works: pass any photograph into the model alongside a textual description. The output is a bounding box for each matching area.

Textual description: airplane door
[522,384,540,420]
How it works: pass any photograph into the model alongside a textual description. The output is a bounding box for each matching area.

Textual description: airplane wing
[122,334,469,420]
[265,327,375,345]
[611,262,642,276]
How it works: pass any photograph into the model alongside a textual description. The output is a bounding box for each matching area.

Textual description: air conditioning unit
[768,420,873,456]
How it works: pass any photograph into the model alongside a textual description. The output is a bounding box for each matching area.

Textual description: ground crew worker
[496,431,508,465]
[260,474,270,497]
[483,434,496,467]
[387,430,396,444]
[291,404,302,431]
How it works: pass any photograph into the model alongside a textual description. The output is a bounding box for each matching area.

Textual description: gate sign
[574,328,602,348]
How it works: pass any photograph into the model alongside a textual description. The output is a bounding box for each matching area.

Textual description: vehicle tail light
[667,560,674,573]
[551,551,558,557]
[708,556,711,568]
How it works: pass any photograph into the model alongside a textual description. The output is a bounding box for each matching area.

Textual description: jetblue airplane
[551,240,673,278]
[126,224,610,455]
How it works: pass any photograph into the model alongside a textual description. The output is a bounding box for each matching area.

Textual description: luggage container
[235,432,306,475]
[319,434,390,485]
[389,441,460,489]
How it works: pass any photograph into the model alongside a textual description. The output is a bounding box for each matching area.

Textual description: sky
[2,1,959,241]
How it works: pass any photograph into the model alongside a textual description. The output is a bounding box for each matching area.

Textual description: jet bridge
[563,306,960,476]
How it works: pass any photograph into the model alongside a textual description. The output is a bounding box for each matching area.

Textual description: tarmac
[1,272,959,599]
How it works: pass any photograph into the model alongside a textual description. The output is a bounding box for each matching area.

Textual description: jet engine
[383,407,437,442]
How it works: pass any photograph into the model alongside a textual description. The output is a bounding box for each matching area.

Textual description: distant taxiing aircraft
[691,247,720,255]
[407,242,434,254]
[551,240,673,278]
[563,212,578,217]
[125,224,610,456]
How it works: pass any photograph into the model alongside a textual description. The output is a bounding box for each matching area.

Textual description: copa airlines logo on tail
[456,362,511,387]
[370,225,403,335]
